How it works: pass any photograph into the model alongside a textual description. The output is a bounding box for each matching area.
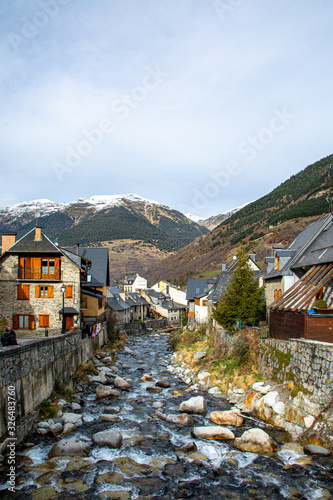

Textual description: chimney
[249,253,256,262]
[76,243,80,255]
[221,263,226,272]
[1,232,17,255]
[34,226,42,242]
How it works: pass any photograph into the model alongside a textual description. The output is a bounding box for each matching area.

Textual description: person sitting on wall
[1,326,20,346]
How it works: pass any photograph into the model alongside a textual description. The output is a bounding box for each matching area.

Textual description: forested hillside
[146,153,333,285]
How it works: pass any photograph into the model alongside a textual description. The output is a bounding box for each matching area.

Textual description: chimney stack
[249,253,256,262]
[221,263,226,272]
[76,243,80,255]
[34,226,42,242]
[1,233,17,255]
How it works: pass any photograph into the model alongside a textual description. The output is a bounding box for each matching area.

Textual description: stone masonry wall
[0,326,108,440]
[0,253,81,337]
[259,338,333,399]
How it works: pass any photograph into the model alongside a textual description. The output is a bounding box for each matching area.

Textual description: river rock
[178,441,197,453]
[279,443,304,455]
[179,396,207,415]
[114,376,131,389]
[152,402,164,409]
[263,391,279,408]
[113,457,153,476]
[191,426,235,440]
[99,491,131,499]
[165,414,195,426]
[50,423,63,435]
[210,410,243,426]
[140,374,153,381]
[71,402,82,412]
[57,478,89,493]
[304,444,330,456]
[38,422,50,429]
[99,414,122,422]
[252,381,271,394]
[104,407,120,414]
[155,380,171,388]
[146,386,162,393]
[101,356,112,363]
[95,471,124,484]
[48,438,90,458]
[31,486,58,500]
[66,458,92,471]
[62,413,83,426]
[234,428,278,454]
[62,423,76,434]
[92,429,123,448]
[96,385,120,399]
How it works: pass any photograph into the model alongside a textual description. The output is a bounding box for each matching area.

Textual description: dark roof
[209,272,232,302]
[146,289,164,299]
[66,247,109,286]
[82,287,104,299]
[186,279,217,301]
[6,228,61,254]
[292,220,333,269]
[126,292,149,306]
[59,307,79,315]
[161,300,187,310]
[107,296,130,311]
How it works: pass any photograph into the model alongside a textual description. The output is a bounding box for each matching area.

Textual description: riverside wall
[259,338,333,399]
[0,326,108,443]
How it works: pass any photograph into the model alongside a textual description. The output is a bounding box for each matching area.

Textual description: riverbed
[1,331,332,499]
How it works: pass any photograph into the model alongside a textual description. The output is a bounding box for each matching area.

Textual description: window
[13,314,34,330]
[98,297,103,309]
[42,259,55,276]
[39,315,50,328]
[202,300,208,306]
[35,285,53,298]
[17,284,30,300]
[65,285,73,298]
[274,289,282,300]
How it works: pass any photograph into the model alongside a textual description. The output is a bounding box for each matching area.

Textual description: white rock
[272,401,285,416]
[192,426,235,440]
[304,416,315,428]
[197,370,211,381]
[37,428,49,435]
[38,422,50,429]
[263,391,279,408]
[208,387,223,396]
[92,429,123,448]
[48,438,90,458]
[62,413,83,426]
[71,403,82,412]
[179,396,207,416]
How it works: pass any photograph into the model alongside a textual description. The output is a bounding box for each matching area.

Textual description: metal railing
[18,268,60,280]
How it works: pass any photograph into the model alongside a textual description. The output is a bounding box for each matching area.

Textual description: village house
[267,213,333,342]
[122,273,147,292]
[140,289,187,325]
[66,246,109,325]
[186,278,217,324]
[151,280,187,306]
[106,286,131,324]
[0,228,90,337]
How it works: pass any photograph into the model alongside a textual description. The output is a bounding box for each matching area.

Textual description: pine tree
[213,246,265,332]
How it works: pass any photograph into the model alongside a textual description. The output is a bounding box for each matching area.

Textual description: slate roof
[82,287,104,299]
[186,279,217,301]
[66,247,109,286]
[59,307,79,314]
[161,300,187,310]
[6,228,62,254]
[107,296,131,311]
[3,228,87,270]
[126,292,149,306]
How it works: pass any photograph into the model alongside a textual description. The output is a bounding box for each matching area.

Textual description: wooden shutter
[17,285,29,300]
[29,315,35,330]
[54,258,60,279]
[65,285,73,298]
[32,258,41,279]
[48,286,54,298]
[12,315,19,329]
[35,285,40,298]
[39,315,49,328]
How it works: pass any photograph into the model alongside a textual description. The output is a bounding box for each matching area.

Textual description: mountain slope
[0,194,208,253]
[146,153,333,285]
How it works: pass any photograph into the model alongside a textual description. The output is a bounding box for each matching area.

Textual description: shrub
[314,299,327,309]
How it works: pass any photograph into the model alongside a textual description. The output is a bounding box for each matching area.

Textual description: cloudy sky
[0,0,332,218]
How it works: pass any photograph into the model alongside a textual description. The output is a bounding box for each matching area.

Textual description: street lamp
[61,284,66,334]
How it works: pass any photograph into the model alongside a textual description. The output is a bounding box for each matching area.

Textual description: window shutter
[29,315,35,330]
[54,258,60,279]
[17,285,23,300]
[23,285,30,299]
[12,315,19,329]
[35,286,40,298]
[48,286,54,298]
[65,285,73,298]
[32,258,41,278]
[39,315,49,328]
[39,315,44,327]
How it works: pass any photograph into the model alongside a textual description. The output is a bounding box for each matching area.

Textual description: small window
[40,286,48,297]
[13,314,34,330]
[202,300,208,306]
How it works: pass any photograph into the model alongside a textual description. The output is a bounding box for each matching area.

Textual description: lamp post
[61,284,66,334]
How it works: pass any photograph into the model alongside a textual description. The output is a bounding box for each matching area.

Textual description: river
[0,331,332,499]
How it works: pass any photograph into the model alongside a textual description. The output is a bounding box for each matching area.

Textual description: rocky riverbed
[0,331,332,499]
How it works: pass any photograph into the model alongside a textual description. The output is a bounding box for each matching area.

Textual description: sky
[0,0,333,219]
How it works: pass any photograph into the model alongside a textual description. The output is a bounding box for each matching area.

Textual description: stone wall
[0,326,107,441]
[259,338,333,400]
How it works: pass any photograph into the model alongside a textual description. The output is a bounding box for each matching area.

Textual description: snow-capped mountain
[185,201,253,230]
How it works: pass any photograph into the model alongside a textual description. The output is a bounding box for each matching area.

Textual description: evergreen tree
[213,246,265,332]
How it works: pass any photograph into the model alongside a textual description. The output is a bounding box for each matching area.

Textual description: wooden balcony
[18,268,61,280]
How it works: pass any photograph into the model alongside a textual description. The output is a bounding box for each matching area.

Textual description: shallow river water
[1,331,333,499]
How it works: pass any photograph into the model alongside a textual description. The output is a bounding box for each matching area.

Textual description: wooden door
[65,316,74,331]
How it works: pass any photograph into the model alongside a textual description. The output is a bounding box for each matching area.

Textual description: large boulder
[179,396,207,416]
[62,413,83,427]
[234,428,278,454]
[192,426,235,440]
[92,429,123,448]
[96,385,120,399]
[210,410,243,426]
[48,438,90,458]
[304,444,330,456]
[114,376,131,389]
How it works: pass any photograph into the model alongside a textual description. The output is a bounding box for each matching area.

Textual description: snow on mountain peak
[70,194,164,211]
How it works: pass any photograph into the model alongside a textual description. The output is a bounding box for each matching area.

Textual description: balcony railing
[18,268,60,280]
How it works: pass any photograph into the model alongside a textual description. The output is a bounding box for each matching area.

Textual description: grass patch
[73,362,98,382]
[39,400,59,419]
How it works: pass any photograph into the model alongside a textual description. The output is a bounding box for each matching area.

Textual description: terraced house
[0,227,90,337]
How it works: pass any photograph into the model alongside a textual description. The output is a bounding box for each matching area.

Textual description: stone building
[0,227,90,337]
